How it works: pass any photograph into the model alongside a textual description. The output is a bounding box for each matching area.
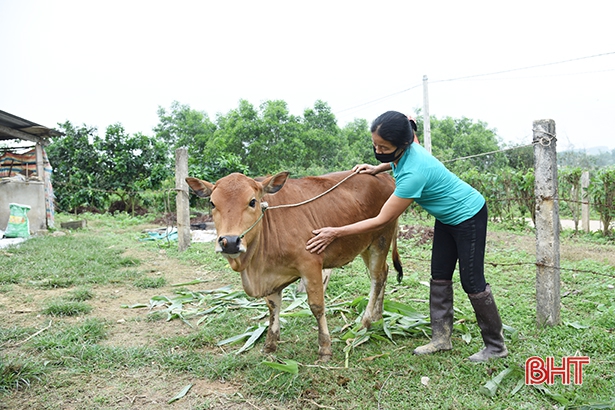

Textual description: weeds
[29,318,107,352]
[0,356,46,392]
[133,276,167,289]
[65,287,94,302]
[42,301,93,317]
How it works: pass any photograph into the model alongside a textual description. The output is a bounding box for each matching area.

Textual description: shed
[0,110,62,234]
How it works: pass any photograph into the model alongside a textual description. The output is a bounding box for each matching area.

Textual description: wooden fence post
[581,171,590,233]
[533,119,560,327]
[175,147,191,252]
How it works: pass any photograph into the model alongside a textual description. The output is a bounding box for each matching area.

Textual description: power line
[431,51,615,84]
[335,83,422,115]
[444,67,615,83]
[441,143,533,163]
[335,51,615,116]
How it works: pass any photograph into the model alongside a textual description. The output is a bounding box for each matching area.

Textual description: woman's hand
[352,163,392,174]
[306,227,338,254]
[306,196,412,254]
[352,163,378,174]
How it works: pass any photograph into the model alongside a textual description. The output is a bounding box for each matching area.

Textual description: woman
[306,111,507,362]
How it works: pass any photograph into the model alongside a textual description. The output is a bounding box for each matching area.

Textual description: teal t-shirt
[391,143,485,225]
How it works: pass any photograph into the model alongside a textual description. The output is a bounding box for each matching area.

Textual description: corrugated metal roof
[0,110,63,144]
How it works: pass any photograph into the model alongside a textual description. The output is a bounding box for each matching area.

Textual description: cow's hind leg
[263,290,282,353]
[360,235,391,328]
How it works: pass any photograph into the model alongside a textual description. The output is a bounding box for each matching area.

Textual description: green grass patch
[0,355,47,393]
[42,301,93,317]
[0,271,21,285]
[65,287,94,302]
[29,318,107,351]
[0,326,38,346]
[0,231,142,289]
[133,276,167,289]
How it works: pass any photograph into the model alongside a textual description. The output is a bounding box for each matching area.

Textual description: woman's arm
[306,194,413,254]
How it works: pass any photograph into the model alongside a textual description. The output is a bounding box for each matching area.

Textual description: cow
[186,170,402,361]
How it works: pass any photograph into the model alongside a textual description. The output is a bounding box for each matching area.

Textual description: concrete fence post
[175,147,191,252]
[533,119,560,327]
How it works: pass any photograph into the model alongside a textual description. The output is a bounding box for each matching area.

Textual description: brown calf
[186,171,402,361]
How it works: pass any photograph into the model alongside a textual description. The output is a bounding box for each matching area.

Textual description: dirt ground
[0,245,269,409]
[2,224,614,409]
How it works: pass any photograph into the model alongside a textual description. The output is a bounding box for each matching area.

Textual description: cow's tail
[392,229,403,284]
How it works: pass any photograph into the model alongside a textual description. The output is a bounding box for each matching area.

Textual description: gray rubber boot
[413,279,453,355]
[468,284,508,362]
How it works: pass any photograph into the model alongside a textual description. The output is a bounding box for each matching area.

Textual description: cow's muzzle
[217,235,246,257]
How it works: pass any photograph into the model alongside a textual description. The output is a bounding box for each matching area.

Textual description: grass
[0,356,46,393]
[133,276,167,289]
[0,211,614,409]
[41,301,93,317]
[65,287,95,302]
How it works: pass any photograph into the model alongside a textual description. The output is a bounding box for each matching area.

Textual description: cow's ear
[185,177,214,198]
[262,171,289,194]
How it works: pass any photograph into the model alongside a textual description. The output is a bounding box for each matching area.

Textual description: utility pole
[422,75,432,153]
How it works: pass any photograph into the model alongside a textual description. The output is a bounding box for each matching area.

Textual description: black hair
[370,111,415,147]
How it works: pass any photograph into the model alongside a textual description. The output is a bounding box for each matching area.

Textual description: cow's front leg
[263,291,282,353]
[304,276,332,362]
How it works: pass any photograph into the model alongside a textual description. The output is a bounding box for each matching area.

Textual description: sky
[1,0,615,153]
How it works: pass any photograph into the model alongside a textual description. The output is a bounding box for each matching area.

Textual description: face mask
[373,146,405,163]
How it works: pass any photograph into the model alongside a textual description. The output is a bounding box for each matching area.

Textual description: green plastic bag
[4,203,31,238]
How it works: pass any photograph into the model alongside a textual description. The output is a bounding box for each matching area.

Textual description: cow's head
[186,172,289,259]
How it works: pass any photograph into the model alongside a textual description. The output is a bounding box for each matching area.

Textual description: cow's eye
[210,201,216,209]
[249,199,257,208]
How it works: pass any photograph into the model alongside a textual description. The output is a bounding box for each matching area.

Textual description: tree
[588,168,615,236]
[154,101,217,168]
[252,100,303,175]
[340,118,373,168]
[558,148,615,169]
[504,144,534,171]
[206,99,261,172]
[429,116,504,173]
[300,100,347,171]
[95,123,169,213]
[155,101,247,183]
[558,150,598,169]
[46,121,107,212]
[559,167,583,230]
[154,101,216,150]
[207,99,343,177]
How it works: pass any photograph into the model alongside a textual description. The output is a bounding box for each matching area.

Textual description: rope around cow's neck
[238,170,358,238]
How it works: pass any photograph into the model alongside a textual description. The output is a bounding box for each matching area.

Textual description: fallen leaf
[361,352,389,361]
[167,384,192,404]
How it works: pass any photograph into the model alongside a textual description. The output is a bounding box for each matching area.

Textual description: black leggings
[430,203,488,295]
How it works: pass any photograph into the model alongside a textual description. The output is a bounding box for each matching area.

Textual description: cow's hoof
[361,317,373,329]
[362,313,382,329]
[263,344,277,353]
[316,353,332,363]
